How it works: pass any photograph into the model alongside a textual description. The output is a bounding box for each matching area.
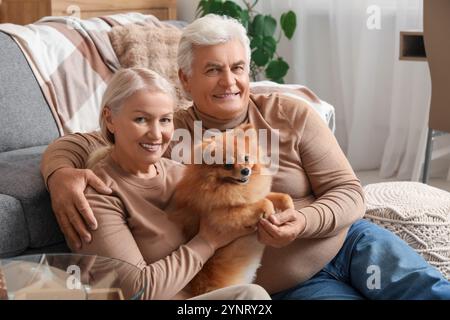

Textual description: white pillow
[250,81,336,133]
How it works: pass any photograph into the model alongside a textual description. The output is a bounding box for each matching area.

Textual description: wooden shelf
[399,31,427,61]
[0,0,177,25]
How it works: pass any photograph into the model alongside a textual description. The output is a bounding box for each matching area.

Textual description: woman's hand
[47,167,112,250]
[257,208,306,248]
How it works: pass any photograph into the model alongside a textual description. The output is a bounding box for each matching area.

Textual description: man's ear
[103,106,115,134]
[178,69,191,94]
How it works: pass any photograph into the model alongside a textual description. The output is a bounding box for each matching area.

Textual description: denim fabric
[271,219,450,300]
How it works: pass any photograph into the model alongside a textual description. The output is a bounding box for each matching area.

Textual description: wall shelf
[399,31,426,61]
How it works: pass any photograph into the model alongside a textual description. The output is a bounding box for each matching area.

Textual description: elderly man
[41,14,450,299]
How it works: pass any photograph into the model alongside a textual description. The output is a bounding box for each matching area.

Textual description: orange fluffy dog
[170,124,294,296]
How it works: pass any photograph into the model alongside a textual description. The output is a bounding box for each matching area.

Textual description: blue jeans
[271,219,450,300]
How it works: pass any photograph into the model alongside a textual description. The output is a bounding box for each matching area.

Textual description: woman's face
[105,90,174,174]
[179,39,250,120]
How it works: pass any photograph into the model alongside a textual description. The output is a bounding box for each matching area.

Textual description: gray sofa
[0,18,188,259]
[0,31,69,257]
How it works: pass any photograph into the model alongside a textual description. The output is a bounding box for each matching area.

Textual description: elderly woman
[67,66,269,300]
[41,15,450,299]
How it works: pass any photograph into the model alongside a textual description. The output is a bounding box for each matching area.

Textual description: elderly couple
[41,14,450,300]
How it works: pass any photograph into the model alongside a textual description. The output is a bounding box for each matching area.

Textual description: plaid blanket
[0,13,167,135]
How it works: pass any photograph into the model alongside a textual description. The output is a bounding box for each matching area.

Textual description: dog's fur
[170,124,294,296]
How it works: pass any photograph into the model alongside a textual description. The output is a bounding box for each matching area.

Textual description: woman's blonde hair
[88,68,175,168]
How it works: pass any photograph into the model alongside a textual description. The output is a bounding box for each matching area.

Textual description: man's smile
[212,92,241,99]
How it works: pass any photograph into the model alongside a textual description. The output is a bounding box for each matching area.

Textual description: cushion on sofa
[0,31,59,153]
[0,146,65,251]
[109,22,192,110]
[0,194,29,257]
[364,181,450,279]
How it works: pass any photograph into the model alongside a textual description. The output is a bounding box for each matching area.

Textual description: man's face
[179,39,250,120]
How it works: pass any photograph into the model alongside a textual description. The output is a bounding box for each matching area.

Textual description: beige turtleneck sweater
[41,93,365,294]
[78,155,214,300]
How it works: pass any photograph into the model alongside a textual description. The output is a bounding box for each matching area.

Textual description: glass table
[0,253,145,300]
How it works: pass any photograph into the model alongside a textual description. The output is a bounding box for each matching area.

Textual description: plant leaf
[240,10,250,30]
[252,14,265,37]
[265,58,289,81]
[252,49,269,67]
[223,1,242,19]
[280,10,297,39]
[263,15,277,37]
[263,36,277,57]
[209,0,225,14]
[250,35,263,49]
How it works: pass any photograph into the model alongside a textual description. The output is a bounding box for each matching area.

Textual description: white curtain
[259,0,430,180]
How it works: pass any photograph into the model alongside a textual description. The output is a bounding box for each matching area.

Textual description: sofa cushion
[0,31,59,153]
[0,146,65,249]
[0,194,29,258]
[364,182,450,279]
[108,23,191,110]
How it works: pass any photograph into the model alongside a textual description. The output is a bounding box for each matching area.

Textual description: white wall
[176,0,198,22]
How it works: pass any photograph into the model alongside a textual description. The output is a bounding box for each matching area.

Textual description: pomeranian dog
[170,124,294,296]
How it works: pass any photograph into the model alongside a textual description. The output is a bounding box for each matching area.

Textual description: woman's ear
[178,69,191,94]
[103,106,115,134]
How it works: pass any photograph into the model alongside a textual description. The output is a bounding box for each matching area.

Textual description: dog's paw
[278,194,295,211]
[260,198,275,219]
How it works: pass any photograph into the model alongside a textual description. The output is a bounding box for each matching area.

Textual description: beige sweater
[41,93,365,294]
[78,155,214,300]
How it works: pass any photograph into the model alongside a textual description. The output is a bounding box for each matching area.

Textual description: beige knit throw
[363,181,450,279]
[109,23,192,110]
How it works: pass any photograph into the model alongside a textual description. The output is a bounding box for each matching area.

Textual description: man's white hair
[177,14,251,76]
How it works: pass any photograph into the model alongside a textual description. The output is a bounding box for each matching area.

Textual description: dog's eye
[244,155,249,163]
[224,163,234,170]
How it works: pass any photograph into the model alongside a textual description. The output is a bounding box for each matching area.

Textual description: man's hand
[47,167,112,250]
[257,208,306,248]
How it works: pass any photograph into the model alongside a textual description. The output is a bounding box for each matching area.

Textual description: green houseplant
[196,0,297,83]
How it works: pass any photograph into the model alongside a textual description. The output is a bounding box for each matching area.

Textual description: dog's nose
[241,168,250,176]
